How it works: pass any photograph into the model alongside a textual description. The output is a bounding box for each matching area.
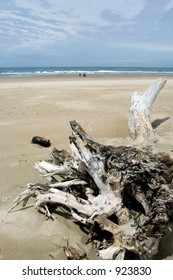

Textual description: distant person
[79,73,81,77]
[83,73,86,77]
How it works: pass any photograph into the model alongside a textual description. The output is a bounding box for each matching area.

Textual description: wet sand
[0,75,173,259]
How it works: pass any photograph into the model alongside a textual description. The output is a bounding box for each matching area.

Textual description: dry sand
[0,75,173,260]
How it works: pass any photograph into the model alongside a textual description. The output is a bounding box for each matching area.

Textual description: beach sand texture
[0,75,173,260]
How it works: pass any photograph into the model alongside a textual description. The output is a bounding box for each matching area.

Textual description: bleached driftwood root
[9,78,173,260]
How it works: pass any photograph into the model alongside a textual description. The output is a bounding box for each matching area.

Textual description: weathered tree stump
[128,77,167,147]
[9,78,173,260]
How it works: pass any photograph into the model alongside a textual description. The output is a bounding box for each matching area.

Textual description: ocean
[0,66,173,78]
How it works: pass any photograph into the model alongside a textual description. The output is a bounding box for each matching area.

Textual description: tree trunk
[128,77,167,147]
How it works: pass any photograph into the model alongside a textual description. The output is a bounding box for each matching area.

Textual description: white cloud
[0,0,173,66]
[11,0,146,35]
[164,0,173,11]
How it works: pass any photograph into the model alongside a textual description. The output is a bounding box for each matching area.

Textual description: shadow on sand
[152,117,170,130]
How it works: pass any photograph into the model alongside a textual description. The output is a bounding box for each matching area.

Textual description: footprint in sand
[9,160,27,167]
[0,197,9,202]
[9,161,19,167]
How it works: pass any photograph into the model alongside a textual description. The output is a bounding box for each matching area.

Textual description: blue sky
[0,0,173,67]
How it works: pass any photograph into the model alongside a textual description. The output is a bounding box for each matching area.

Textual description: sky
[0,0,173,67]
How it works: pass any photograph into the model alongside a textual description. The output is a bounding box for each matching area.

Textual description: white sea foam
[0,67,173,77]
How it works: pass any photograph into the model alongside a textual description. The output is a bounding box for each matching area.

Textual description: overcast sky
[0,0,173,67]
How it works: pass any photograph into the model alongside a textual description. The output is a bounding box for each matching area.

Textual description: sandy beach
[0,75,173,260]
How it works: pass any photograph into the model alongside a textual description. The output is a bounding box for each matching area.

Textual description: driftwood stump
[129,78,167,147]
[9,78,173,260]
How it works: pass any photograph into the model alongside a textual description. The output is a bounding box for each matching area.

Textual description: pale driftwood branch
[34,161,71,177]
[8,183,45,213]
[49,179,87,189]
[70,137,111,193]
[9,79,173,260]
[35,192,93,217]
[128,77,167,146]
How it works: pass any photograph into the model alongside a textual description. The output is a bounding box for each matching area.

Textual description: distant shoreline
[0,73,172,84]
[1,66,173,78]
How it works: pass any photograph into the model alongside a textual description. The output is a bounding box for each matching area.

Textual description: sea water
[0,66,173,78]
